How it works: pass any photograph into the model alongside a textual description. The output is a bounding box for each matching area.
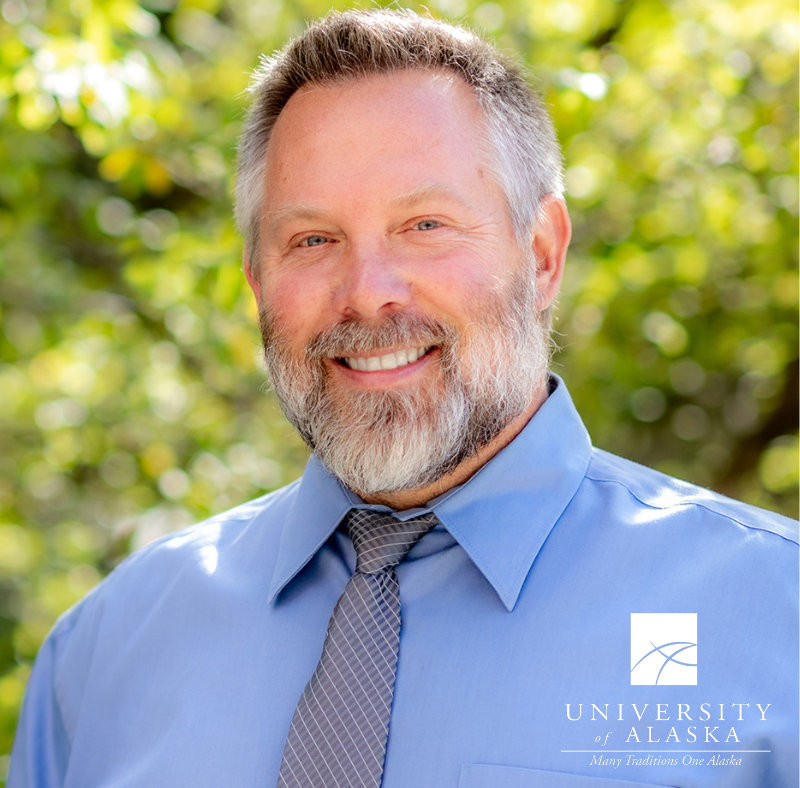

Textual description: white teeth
[344,347,429,371]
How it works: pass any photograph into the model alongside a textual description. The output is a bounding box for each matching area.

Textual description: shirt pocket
[459,764,671,788]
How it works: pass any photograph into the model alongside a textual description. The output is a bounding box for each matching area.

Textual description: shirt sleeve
[7,622,73,788]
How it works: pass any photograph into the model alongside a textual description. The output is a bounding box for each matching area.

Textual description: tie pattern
[277,509,438,788]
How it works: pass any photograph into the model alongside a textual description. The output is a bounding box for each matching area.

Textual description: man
[9,9,798,788]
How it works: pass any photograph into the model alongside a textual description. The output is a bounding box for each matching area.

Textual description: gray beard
[259,264,551,497]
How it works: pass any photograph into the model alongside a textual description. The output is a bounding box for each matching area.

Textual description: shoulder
[51,479,303,648]
[106,474,299,585]
[582,447,798,547]
[45,481,303,714]
[17,481,305,759]
[116,479,301,575]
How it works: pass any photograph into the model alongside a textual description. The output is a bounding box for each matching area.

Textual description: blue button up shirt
[10,378,798,788]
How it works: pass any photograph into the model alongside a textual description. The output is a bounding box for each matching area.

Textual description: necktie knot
[346,509,438,575]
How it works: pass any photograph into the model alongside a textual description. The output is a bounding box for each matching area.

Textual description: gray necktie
[277,509,438,788]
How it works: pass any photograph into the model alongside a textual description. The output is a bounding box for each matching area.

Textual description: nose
[332,239,412,320]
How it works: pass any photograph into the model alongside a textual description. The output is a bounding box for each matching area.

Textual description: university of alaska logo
[631,613,697,685]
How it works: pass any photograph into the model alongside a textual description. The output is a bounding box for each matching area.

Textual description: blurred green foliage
[0,0,796,777]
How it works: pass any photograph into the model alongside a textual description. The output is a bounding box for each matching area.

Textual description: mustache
[300,312,458,360]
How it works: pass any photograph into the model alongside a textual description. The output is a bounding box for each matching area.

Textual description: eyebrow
[262,205,330,240]
[389,183,476,213]
[262,183,477,240]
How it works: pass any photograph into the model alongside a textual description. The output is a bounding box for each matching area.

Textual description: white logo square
[631,613,697,685]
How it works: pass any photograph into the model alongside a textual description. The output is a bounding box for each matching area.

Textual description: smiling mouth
[338,346,434,372]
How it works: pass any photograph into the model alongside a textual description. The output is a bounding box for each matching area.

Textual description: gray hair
[234,8,564,261]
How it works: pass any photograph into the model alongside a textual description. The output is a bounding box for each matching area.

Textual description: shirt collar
[267,375,592,610]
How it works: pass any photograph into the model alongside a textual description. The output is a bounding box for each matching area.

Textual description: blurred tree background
[0,0,796,776]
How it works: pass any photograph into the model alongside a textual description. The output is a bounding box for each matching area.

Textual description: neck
[356,384,549,511]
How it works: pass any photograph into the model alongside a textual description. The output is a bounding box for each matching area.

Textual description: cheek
[419,258,505,320]
[262,273,333,345]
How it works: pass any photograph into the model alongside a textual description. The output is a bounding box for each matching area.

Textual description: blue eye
[415,220,440,231]
[302,235,328,247]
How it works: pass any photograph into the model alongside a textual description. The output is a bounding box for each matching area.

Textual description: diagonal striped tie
[277,509,438,788]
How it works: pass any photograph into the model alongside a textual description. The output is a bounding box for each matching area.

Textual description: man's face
[247,69,555,496]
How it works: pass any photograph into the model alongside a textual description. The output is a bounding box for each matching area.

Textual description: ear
[243,244,262,302]
[530,195,571,310]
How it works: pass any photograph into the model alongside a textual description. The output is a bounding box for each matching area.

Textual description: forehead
[274,67,486,139]
[261,69,494,211]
